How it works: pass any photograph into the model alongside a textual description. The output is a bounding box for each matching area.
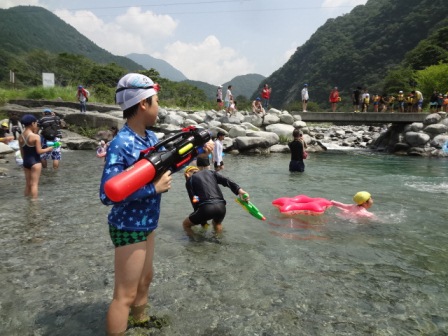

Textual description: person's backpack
[41,118,59,140]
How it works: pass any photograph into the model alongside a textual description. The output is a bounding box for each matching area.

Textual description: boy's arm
[214,172,242,195]
[331,200,353,210]
[99,147,157,205]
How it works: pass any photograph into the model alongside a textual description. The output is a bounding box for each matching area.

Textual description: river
[0,149,447,335]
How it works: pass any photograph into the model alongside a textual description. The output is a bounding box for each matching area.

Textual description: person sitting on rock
[252,97,266,117]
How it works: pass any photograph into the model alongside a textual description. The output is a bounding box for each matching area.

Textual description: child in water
[183,165,248,238]
[331,191,375,218]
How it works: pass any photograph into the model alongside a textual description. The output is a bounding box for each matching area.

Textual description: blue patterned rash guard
[99,124,163,232]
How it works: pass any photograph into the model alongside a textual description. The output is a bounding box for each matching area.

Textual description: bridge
[292,112,426,125]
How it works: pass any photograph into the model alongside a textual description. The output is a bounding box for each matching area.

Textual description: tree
[415,63,448,99]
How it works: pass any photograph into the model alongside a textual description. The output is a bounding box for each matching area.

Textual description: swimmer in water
[331,191,375,218]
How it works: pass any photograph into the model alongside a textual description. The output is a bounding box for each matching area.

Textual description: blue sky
[3,0,367,85]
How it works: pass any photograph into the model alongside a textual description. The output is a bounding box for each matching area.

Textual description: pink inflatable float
[272,195,332,216]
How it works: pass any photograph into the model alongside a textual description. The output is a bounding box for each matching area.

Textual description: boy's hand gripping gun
[104,126,210,202]
[235,194,266,221]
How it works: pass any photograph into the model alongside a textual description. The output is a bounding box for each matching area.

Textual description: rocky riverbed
[1,100,448,164]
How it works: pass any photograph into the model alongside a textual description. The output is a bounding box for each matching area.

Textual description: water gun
[235,194,266,221]
[104,126,210,202]
[47,141,62,148]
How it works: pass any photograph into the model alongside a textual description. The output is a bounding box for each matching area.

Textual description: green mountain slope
[257,0,448,108]
[126,53,188,82]
[0,6,143,71]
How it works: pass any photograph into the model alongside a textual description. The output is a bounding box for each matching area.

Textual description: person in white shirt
[213,132,225,171]
[224,85,233,115]
[301,84,309,112]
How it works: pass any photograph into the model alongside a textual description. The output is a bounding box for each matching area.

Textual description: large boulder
[405,122,424,132]
[263,114,280,125]
[0,142,14,155]
[423,123,448,136]
[164,113,184,126]
[228,125,247,138]
[279,113,294,125]
[243,114,263,127]
[404,131,430,147]
[293,120,307,128]
[234,136,273,151]
[431,134,448,148]
[423,113,442,125]
[246,131,280,146]
[270,144,290,153]
[265,124,295,138]
[188,113,205,123]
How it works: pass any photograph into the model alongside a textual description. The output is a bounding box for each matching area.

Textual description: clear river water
[1,149,447,336]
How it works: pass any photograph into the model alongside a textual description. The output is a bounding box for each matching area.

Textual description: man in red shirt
[261,84,272,110]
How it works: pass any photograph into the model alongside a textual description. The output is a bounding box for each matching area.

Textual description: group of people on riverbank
[301,83,448,113]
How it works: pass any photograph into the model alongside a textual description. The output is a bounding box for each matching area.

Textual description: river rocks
[371,111,448,156]
[2,100,448,157]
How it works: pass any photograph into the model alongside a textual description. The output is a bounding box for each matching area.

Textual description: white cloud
[0,0,40,8]
[154,36,254,86]
[54,7,178,56]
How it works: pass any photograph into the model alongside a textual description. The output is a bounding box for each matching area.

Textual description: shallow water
[1,150,447,335]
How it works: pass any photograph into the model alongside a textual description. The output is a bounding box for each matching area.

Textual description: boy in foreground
[99,73,212,335]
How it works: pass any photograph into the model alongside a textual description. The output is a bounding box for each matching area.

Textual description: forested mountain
[0,6,143,73]
[183,73,265,101]
[256,0,448,108]
[126,53,188,82]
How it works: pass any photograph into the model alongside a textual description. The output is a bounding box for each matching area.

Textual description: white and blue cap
[115,73,157,110]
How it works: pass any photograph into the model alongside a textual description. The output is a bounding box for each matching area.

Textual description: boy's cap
[184,166,199,174]
[256,97,261,101]
[1,122,8,127]
[304,83,308,87]
[21,114,38,126]
[43,108,52,114]
[353,191,371,205]
[115,73,157,110]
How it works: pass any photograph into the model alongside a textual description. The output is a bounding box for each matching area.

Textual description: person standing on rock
[301,84,309,112]
[224,85,233,115]
[329,87,340,112]
[216,85,223,111]
[261,84,272,110]
[76,85,90,113]
[39,109,61,169]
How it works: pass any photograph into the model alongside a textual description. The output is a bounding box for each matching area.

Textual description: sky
[2,0,368,85]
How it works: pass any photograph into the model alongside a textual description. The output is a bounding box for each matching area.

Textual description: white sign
[42,73,55,87]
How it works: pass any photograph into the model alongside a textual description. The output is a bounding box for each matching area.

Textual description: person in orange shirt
[329,87,339,112]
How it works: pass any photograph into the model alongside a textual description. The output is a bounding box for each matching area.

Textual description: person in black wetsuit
[288,128,306,173]
[182,166,248,238]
